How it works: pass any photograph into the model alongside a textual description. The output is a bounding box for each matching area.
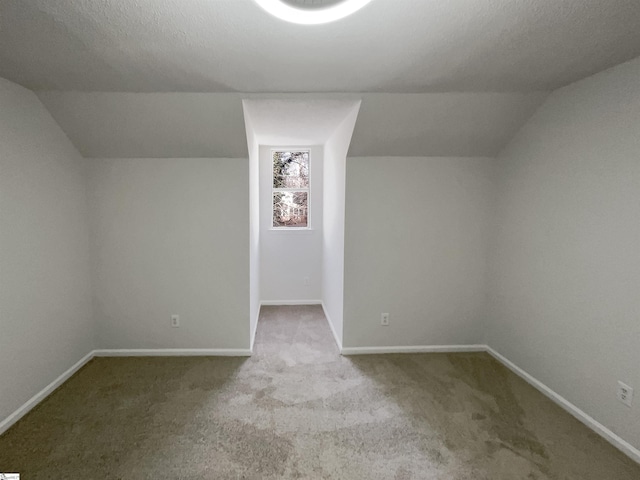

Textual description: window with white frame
[272,150,309,228]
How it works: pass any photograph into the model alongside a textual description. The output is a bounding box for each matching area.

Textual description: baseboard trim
[321,302,343,351]
[260,300,322,306]
[250,311,260,354]
[487,346,640,464]
[341,345,487,355]
[93,349,252,357]
[3,344,638,464]
[0,350,94,436]
[0,346,253,436]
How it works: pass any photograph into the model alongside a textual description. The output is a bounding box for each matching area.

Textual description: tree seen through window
[272,151,309,228]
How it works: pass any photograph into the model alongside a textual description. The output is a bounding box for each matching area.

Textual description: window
[272,150,309,228]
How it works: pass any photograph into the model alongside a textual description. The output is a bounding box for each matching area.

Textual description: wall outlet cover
[617,381,633,408]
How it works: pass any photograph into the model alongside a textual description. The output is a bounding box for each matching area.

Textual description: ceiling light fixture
[254,0,372,25]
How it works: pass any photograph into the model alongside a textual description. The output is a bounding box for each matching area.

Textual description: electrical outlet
[171,314,180,328]
[617,381,633,407]
[304,277,310,286]
[381,313,389,326]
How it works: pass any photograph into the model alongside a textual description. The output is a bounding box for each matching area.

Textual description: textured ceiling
[2,0,640,93]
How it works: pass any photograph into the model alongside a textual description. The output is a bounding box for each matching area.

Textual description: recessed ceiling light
[254,0,373,25]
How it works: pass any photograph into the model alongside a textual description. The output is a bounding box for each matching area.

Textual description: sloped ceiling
[37,92,249,158]
[242,98,362,146]
[37,92,548,158]
[349,93,548,157]
[3,1,639,157]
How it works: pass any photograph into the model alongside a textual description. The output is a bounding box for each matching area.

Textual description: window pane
[273,151,309,189]
[273,191,308,228]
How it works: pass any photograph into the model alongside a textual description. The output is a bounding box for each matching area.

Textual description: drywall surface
[88,158,249,349]
[488,57,640,450]
[322,104,361,346]
[37,92,546,159]
[260,146,323,303]
[3,1,640,92]
[243,105,261,348]
[37,92,249,158]
[0,77,93,424]
[343,156,495,348]
[349,93,548,157]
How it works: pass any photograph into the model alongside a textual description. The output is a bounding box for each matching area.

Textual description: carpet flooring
[0,305,638,479]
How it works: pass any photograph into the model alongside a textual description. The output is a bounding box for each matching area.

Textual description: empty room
[0,0,639,478]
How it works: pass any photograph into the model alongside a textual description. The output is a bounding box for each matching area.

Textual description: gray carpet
[0,305,638,479]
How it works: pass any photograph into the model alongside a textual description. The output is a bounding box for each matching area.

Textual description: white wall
[343,157,495,348]
[243,104,261,350]
[322,105,361,347]
[488,57,640,450]
[0,78,93,425]
[260,146,323,303]
[88,158,249,350]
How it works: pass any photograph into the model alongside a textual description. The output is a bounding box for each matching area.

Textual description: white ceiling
[37,92,547,158]
[4,0,638,158]
[349,93,547,157]
[37,92,250,158]
[2,0,640,93]
[242,98,362,146]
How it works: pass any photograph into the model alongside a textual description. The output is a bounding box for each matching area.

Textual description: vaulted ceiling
[2,0,639,157]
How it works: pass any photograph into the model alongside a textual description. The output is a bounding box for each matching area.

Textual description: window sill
[268,228,316,235]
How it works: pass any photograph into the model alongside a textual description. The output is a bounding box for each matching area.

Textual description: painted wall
[343,157,495,348]
[322,105,361,347]
[487,57,640,450]
[243,105,261,350]
[88,158,249,350]
[260,145,323,303]
[0,78,93,425]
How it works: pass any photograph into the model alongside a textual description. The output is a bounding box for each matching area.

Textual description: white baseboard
[260,299,322,306]
[0,350,95,436]
[0,347,253,436]
[341,344,487,355]
[487,346,640,464]
[321,302,343,351]
[93,348,252,357]
[3,343,638,465]
[340,343,640,463]
[250,311,260,353]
